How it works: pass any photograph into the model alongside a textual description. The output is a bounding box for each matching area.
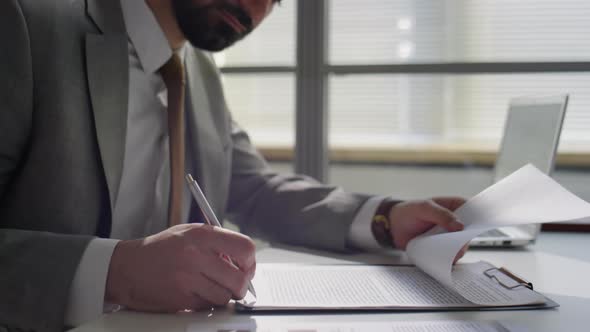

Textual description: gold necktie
[160,54,186,227]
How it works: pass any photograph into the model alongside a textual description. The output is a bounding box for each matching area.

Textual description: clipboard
[236,300,560,313]
[235,263,559,313]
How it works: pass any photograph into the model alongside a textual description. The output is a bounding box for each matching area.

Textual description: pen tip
[186,174,194,182]
[248,284,257,298]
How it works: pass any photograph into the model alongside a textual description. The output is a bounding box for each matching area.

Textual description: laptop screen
[493,96,568,183]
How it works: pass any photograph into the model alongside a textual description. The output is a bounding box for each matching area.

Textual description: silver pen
[185,174,257,298]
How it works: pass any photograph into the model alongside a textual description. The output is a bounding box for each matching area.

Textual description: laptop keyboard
[478,229,508,238]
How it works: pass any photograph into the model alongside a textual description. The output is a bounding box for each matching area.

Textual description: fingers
[418,201,464,232]
[453,244,469,264]
[188,225,257,270]
[432,197,467,211]
[198,251,253,299]
[174,274,231,310]
[191,295,211,311]
[191,273,234,307]
[181,225,256,303]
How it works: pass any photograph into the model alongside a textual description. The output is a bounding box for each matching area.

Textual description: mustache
[218,3,253,31]
[172,0,255,52]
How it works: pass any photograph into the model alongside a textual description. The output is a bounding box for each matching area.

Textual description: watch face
[372,215,393,247]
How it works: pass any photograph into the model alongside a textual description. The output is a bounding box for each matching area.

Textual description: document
[239,164,589,311]
[240,262,545,310]
[406,164,590,304]
[189,320,514,332]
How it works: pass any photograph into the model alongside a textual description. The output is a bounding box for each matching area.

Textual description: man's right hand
[105,224,256,312]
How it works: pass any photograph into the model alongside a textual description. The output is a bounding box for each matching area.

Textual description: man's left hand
[387,197,468,262]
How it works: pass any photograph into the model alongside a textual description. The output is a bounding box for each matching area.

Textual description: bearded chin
[171,1,250,52]
[188,23,243,52]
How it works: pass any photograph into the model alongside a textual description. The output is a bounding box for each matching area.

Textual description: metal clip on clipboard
[484,267,534,290]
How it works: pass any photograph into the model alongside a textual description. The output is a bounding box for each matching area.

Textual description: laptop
[470,95,569,247]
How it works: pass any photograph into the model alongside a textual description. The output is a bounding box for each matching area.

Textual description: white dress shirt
[65,0,384,326]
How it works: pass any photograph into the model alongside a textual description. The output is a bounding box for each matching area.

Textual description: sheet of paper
[406,164,590,303]
[240,263,544,309]
[242,264,494,309]
[188,320,513,332]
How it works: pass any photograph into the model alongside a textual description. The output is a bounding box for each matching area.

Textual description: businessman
[0,0,466,331]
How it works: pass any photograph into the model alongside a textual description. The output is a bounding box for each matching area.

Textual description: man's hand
[388,197,468,262]
[105,224,256,312]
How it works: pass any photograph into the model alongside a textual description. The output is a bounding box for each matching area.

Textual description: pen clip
[186,174,196,184]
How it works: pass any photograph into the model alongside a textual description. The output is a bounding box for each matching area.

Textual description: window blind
[453,0,590,61]
[215,0,296,67]
[222,74,295,147]
[449,0,590,150]
[327,0,590,150]
[329,0,445,64]
[215,2,296,148]
[215,0,590,153]
[450,74,590,147]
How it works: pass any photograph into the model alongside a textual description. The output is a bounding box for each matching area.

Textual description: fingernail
[453,221,464,231]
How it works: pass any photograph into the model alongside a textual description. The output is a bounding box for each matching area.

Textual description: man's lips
[218,9,247,34]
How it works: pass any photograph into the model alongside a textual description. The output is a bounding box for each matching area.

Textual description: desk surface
[72,232,590,332]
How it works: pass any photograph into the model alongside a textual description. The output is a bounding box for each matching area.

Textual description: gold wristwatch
[371,198,401,248]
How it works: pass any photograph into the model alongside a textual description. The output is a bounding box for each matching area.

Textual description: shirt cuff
[348,195,390,251]
[65,238,120,327]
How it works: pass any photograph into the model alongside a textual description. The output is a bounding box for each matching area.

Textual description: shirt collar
[121,0,186,74]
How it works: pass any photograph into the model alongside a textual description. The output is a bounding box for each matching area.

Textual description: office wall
[269,162,590,202]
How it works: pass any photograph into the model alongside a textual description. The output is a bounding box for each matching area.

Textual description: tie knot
[160,53,185,88]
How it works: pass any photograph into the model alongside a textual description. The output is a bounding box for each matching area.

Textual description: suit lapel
[86,0,126,34]
[85,0,129,210]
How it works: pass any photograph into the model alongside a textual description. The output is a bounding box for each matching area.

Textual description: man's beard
[171,0,254,52]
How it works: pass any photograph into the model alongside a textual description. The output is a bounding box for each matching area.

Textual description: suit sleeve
[225,122,372,252]
[191,50,372,253]
[0,1,94,331]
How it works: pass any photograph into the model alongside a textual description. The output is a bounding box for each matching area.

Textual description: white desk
[72,232,590,332]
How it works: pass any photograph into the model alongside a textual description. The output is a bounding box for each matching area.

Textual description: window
[216,0,590,178]
[215,0,296,149]
[330,1,446,64]
[222,74,295,148]
[328,0,590,156]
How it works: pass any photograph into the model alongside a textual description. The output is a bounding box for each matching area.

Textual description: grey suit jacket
[0,0,371,331]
